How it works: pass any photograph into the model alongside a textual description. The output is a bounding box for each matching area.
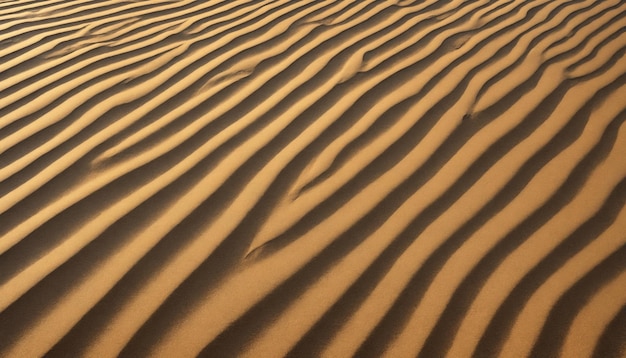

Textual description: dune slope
[0,0,625,357]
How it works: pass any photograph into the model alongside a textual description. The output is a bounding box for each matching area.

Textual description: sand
[0,0,625,357]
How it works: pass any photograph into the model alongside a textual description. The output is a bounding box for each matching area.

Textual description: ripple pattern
[0,0,625,357]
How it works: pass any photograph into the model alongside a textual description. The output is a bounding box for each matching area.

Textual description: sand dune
[0,0,625,357]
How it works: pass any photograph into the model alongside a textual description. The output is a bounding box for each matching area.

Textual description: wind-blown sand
[0,0,625,357]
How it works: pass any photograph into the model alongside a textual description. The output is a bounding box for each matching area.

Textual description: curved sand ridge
[1,0,625,356]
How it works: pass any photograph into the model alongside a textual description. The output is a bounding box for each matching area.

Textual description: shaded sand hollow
[1,0,625,357]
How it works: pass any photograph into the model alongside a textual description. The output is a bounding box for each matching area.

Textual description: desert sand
[0,0,625,357]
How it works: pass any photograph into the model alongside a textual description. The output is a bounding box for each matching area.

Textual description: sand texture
[1,0,626,357]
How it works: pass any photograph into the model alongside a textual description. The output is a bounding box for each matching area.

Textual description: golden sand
[0,0,625,356]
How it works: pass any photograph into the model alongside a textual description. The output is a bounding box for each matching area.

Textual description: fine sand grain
[1,0,625,357]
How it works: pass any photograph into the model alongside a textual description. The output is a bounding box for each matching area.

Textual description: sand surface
[1,0,625,357]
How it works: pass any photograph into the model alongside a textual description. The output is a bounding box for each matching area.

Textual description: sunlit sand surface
[1,0,625,357]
